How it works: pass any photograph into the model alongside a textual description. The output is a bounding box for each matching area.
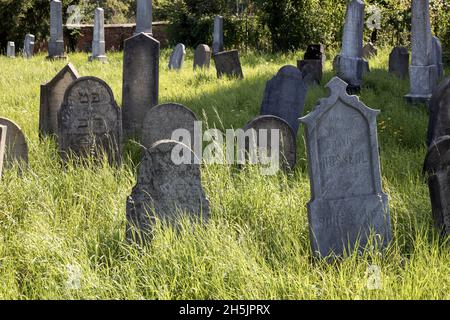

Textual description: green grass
[0,48,448,300]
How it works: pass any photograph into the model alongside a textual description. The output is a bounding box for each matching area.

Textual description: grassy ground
[0,48,448,300]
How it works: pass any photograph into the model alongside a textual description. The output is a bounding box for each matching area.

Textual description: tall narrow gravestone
[213,50,244,79]
[424,136,450,238]
[426,77,450,146]
[122,33,160,140]
[89,8,107,62]
[212,15,224,54]
[405,0,438,104]
[389,47,409,79]
[58,77,122,164]
[194,44,212,70]
[432,36,444,80]
[135,0,153,35]
[0,118,29,169]
[47,0,66,59]
[168,43,186,70]
[126,140,210,243]
[300,77,392,257]
[336,0,368,93]
[260,65,307,135]
[142,103,198,150]
[23,34,35,59]
[0,125,6,179]
[6,42,15,58]
[40,64,80,137]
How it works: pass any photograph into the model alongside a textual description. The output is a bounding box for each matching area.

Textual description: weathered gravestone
[427,77,450,146]
[122,33,160,139]
[405,0,438,104]
[168,43,186,70]
[243,115,297,171]
[47,0,66,59]
[304,44,326,64]
[6,42,15,58]
[0,118,29,169]
[23,34,35,59]
[58,77,122,164]
[260,65,307,135]
[432,36,444,80]
[389,47,409,79]
[300,77,392,257]
[297,59,323,86]
[142,103,197,150]
[214,50,244,79]
[126,140,210,243]
[424,136,450,238]
[336,0,369,93]
[40,63,80,137]
[89,8,107,62]
[194,44,212,70]
[362,42,378,59]
[0,125,6,179]
[212,15,224,54]
[135,0,153,35]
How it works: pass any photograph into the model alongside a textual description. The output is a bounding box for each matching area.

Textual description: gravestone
[122,33,160,139]
[213,50,244,79]
[142,103,197,150]
[23,34,35,59]
[298,60,323,86]
[426,77,450,146]
[405,0,438,104]
[0,118,29,169]
[194,44,212,70]
[389,47,409,79]
[243,116,297,171]
[304,44,326,64]
[300,77,391,257]
[362,42,378,59]
[0,125,6,179]
[336,0,368,93]
[212,15,224,54]
[40,63,80,137]
[260,65,307,135]
[58,77,122,164]
[135,0,153,35]
[168,43,186,70]
[126,140,210,243]
[89,8,107,62]
[424,136,450,238]
[6,42,15,58]
[432,36,444,80]
[47,0,66,59]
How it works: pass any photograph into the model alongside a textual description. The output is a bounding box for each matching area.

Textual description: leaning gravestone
[212,15,224,54]
[168,43,186,70]
[389,47,409,79]
[304,44,326,64]
[260,65,307,135]
[40,63,80,137]
[6,42,15,58]
[243,115,297,171]
[23,34,35,59]
[0,118,29,169]
[142,103,198,150]
[47,0,66,59]
[126,140,210,243]
[122,33,160,139]
[58,77,122,164]
[424,136,450,238]
[426,77,450,146]
[194,44,212,70]
[298,60,323,86]
[362,42,378,59]
[300,77,392,257]
[213,50,244,79]
[432,36,444,80]
[0,125,6,179]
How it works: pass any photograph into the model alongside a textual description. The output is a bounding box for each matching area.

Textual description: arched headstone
[168,43,186,70]
[389,47,409,79]
[194,44,212,70]
[0,118,29,169]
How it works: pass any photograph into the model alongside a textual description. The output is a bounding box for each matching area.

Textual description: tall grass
[0,49,448,299]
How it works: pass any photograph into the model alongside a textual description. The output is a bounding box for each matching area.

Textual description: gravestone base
[46,55,67,60]
[89,55,108,63]
[404,93,433,105]
[405,65,438,105]
[308,194,391,257]
[336,55,369,89]
[47,41,66,60]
